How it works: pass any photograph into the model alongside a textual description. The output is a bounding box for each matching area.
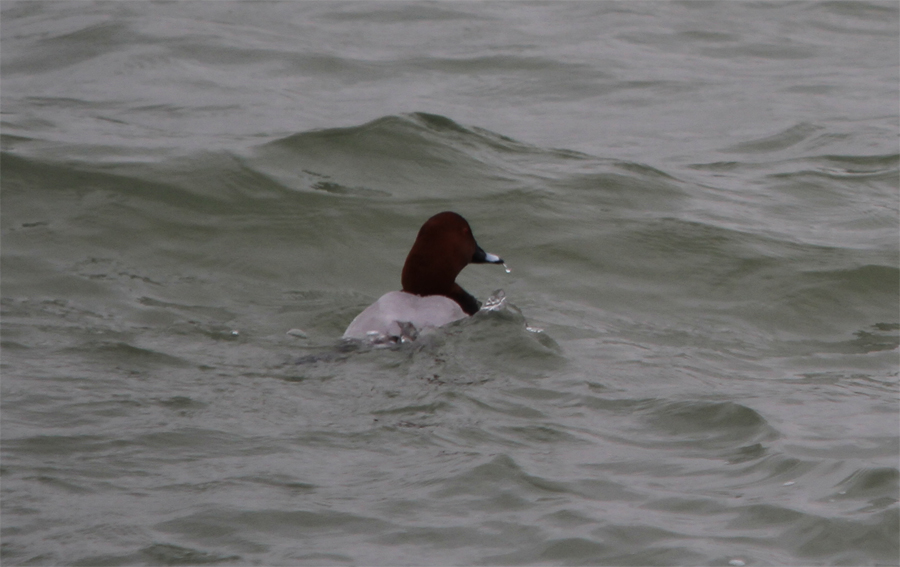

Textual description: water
[2,2,898,565]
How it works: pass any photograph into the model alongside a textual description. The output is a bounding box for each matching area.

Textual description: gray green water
[2,2,898,565]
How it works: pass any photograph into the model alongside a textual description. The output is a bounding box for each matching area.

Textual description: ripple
[638,400,779,451]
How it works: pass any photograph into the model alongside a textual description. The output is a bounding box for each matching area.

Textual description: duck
[343,211,504,341]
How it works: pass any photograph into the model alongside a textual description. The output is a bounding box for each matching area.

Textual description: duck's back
[342,291,467,340]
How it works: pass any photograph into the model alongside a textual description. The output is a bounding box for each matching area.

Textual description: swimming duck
[343,211,504,341]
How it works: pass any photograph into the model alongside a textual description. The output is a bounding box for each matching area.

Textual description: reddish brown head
[401,212,503,315]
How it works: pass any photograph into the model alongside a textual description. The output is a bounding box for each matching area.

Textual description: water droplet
[728,559,745,566]
[230,330,239,336]
[783,481,795,486]
[502,262,511,274]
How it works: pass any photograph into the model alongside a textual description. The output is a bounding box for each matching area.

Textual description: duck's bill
[472,246,504,264]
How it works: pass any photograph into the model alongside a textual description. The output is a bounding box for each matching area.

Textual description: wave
[2,112,674,204]
[3,113,896,346]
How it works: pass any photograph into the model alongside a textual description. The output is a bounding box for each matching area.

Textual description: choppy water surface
[2,2,898,565]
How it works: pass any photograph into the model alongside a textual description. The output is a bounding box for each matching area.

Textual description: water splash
[482,289,507,311]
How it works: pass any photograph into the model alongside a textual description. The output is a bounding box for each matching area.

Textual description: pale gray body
[342,291,467,341]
